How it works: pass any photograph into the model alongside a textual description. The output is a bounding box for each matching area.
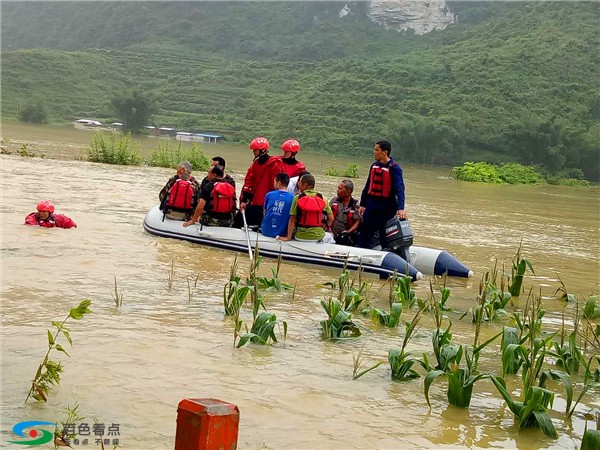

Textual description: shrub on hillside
[148,140,209,171]
[497,163,543,184]
[19,100,48,124]
[451,162,502,183]
[88,132,142,165]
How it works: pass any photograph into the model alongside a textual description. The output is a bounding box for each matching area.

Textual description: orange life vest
[167,179,195,210]
[297,193,326,227]
[367,164,394,198]
[211,181,236,213]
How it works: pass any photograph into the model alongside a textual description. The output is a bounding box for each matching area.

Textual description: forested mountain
[1,1,598,179]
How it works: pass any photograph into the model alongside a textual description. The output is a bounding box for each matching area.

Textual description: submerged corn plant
[424,309,501,408]
[389,308,424,381]
[584,295,600,320]
[223,256,251,316]
[324,263,370,312]
[388,271,418,309]
[549,309,585,375]
[538,368,600,419]
[371,303,402,328]
[464,263,512,323]
[25,300,93,403]
[508,242,535,297]
[352,342,383,380]
[167,259,175,291]
[236,311,287,348]
[490,377,558,438]
[490,291,562,438]
[256,253,293,292]
[320,298,361,339]
[110,276,123,308]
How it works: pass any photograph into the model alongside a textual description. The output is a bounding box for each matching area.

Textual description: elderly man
[329,179,361,246]
[159,160,200,220]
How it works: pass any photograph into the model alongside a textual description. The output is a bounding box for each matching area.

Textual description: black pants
[232,204,263,229]
[356,207,395,249]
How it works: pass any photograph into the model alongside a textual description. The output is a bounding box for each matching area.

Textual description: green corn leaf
[236,332,263,348]
[502,326,520,349]
[581,429,600,450]
[490,376,521,416]
[531,410,558,439]
[446,370,473,407]
[474,330,503,354]
[540,369,573,413]
[353,361,383,380]
[424,370,446,408]
[584,296,600,320]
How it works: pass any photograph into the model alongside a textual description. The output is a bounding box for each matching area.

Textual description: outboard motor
[384,217,414,263]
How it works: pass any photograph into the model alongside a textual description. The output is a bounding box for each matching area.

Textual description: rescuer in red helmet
[25,200,77,229]
[233,137,283,228]
[274,139,306,178]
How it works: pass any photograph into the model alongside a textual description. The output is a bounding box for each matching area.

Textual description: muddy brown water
[1,124,599,449]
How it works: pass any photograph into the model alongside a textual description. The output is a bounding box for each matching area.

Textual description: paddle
[241,209,254,264]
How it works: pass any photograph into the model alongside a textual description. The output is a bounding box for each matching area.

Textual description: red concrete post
[174,398,240,450]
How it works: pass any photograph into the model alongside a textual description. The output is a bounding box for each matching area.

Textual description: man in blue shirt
[261,173,294,238]
[356,140,407,249]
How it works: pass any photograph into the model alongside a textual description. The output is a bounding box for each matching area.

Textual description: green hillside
[1,2,598,179]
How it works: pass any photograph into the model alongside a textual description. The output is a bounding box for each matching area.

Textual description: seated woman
[277,174,334,243]
[25,200,77,229]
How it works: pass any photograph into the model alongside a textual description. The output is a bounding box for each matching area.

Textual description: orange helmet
[281,139,301,153]
[37,200,55,213]
[249,137,270,151]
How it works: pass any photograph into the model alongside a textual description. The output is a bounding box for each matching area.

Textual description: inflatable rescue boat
[143,205,472,280]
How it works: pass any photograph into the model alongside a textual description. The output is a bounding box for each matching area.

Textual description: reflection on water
[1,151,599,449]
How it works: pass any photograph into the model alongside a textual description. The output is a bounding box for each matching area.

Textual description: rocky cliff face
[364,0,455,35]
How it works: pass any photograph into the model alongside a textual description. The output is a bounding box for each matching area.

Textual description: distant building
[175,132,223,143]
[194,133,224,143]
[175,132,194,141]
[158,127,177,137]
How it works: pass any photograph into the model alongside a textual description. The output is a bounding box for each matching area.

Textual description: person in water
[25,200,77,228]
[356,140,406,249]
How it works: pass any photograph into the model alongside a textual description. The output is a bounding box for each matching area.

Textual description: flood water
[1,124,599,449]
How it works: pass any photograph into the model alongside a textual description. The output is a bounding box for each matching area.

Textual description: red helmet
[37,200,55,213]
[249,137,270,151]
[281,139,301,153]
